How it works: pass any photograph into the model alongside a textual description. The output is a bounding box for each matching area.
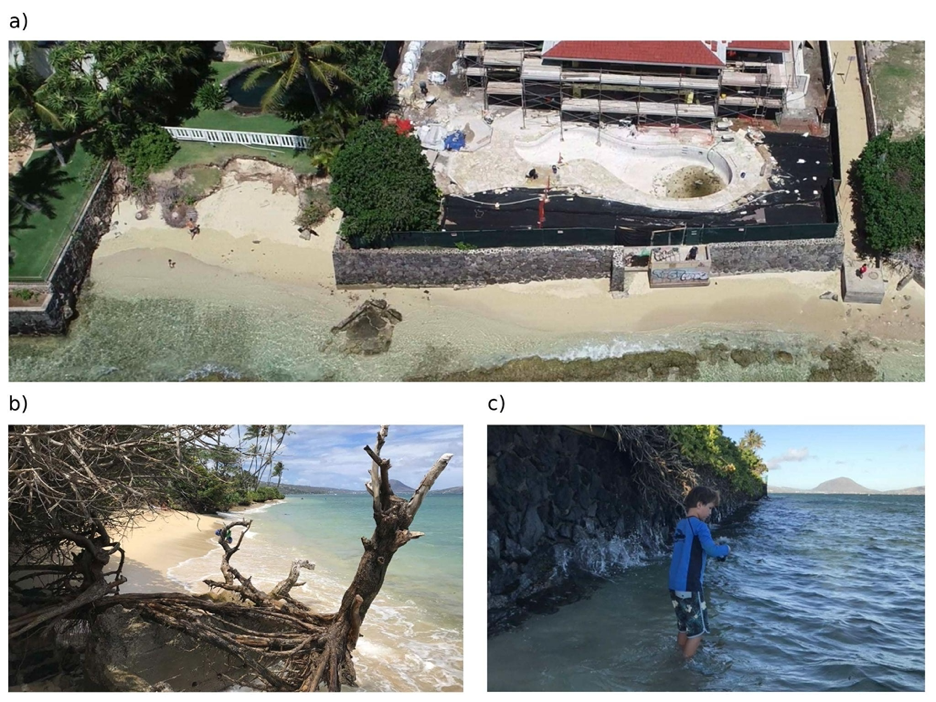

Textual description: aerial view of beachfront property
[9,424,463,691]
[8,40,924,381]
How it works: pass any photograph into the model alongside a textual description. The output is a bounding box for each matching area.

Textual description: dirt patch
[663,166,726,199]
[8,289,49,308]
[867,41,925,138]
[221,158,303,195]
[8,128,36,176]
[151,158,318,215]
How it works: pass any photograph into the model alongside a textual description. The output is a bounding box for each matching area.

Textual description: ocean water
[488,494,924,691]
[166,495,463,692]
[8,292,923,381]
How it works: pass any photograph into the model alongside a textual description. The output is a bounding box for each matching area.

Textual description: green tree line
[667,426,767,496]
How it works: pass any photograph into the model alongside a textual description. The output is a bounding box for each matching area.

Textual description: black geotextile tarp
[439,133,835,234]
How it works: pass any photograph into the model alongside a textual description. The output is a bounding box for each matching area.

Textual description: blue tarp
[444,131,466,151]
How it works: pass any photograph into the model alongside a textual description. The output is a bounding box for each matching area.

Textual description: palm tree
[739,429,765,453]
[9,64,67,167]
[232,41,352,114]
[305,101,361,174]
[272,461,285,490]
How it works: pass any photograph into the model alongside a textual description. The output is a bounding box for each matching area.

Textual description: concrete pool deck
[446,109,770,213]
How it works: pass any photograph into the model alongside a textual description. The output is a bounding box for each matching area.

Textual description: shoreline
[118,510,223,594]
[95,182,925,344]
[9,178,923,381]
[118,500,287,594]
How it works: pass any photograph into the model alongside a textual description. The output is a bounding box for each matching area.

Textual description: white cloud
[766,447,813,470]
[271,425,463,491]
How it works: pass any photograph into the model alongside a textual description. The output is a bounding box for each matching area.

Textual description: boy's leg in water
[677,632,688,648]
[683,635,703,659]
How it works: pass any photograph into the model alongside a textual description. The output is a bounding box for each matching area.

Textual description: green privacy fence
[359,221,839,250]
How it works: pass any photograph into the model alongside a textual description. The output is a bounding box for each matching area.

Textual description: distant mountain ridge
[276,480,462,496]
[769,476,924,495]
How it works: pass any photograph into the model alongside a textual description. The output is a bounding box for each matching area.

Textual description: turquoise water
[8,292,923,381]
[168,495,463,692]
[489,495,924,691]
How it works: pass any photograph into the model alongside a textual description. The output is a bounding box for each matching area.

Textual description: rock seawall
[9,166,115,335]
[334,237,843,289]
[488,426,762,634]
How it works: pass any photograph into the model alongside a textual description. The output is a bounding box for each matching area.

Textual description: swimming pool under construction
[406,118,837,248]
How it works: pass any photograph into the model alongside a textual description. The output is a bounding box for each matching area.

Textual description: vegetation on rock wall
[666,425,767,496]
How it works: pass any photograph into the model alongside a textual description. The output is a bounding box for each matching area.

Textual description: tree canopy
[42,41,214,158]
[852,131,925,253]
[330,120,440,246]
[232,41,352,114]
[667,425,767,495]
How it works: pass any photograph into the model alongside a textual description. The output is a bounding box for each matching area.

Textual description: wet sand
[118,510,223,594]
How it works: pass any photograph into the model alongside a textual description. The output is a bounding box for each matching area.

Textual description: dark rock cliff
[488,426,763,635]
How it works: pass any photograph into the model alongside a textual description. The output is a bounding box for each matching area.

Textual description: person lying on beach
[668,486,730,659]
[186,219,200,239]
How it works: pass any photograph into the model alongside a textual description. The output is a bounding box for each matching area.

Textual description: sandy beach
[96,178,924,349]
[118,510,223,594]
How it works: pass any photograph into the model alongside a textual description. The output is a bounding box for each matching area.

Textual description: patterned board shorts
[670,590,709,639]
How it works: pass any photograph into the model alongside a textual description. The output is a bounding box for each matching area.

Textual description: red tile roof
[728,41,791,52]
[543,41,725,68]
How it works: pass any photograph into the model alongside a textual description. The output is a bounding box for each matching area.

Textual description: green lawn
[182,109,300,136]
[9,143,101,281]
[211,60,248,84]
[163,141,319,175]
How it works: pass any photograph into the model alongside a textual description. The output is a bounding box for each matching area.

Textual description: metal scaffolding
[459,42,800,131]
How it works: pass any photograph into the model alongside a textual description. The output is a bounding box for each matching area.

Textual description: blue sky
[722,426,924,491]
[227,426,463,491]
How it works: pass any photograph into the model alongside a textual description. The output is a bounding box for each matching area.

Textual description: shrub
[194,81,227,112]
[667,426,766,496]
[852,131,924,253]
[454,241,478,251]
[302,103,361,175]
[12,288,35,301]
[118,124,179,189]
[296,188,332,229]
[330,121,440,246]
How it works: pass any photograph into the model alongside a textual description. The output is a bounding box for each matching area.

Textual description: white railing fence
[163,126,310,150]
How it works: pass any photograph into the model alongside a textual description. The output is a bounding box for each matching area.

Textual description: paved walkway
[828,41,870,267]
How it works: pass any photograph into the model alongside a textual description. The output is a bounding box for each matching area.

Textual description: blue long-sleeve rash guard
[668,516,729,591]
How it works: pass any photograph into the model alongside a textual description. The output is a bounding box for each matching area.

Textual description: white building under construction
[460,40,811,128]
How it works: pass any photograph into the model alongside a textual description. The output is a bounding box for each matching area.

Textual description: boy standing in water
[669,486,730,659]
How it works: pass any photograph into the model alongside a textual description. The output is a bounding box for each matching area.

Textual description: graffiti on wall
[650,267,710,285]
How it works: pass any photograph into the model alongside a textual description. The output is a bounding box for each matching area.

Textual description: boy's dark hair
[684,486,720,510]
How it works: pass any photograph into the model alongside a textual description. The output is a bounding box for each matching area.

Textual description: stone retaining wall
[334,234,843,288]
[708,234,844,275]
[9,166,115,335]
[334,239,615,287]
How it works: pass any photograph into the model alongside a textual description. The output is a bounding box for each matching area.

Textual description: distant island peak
[768,476,924,495]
